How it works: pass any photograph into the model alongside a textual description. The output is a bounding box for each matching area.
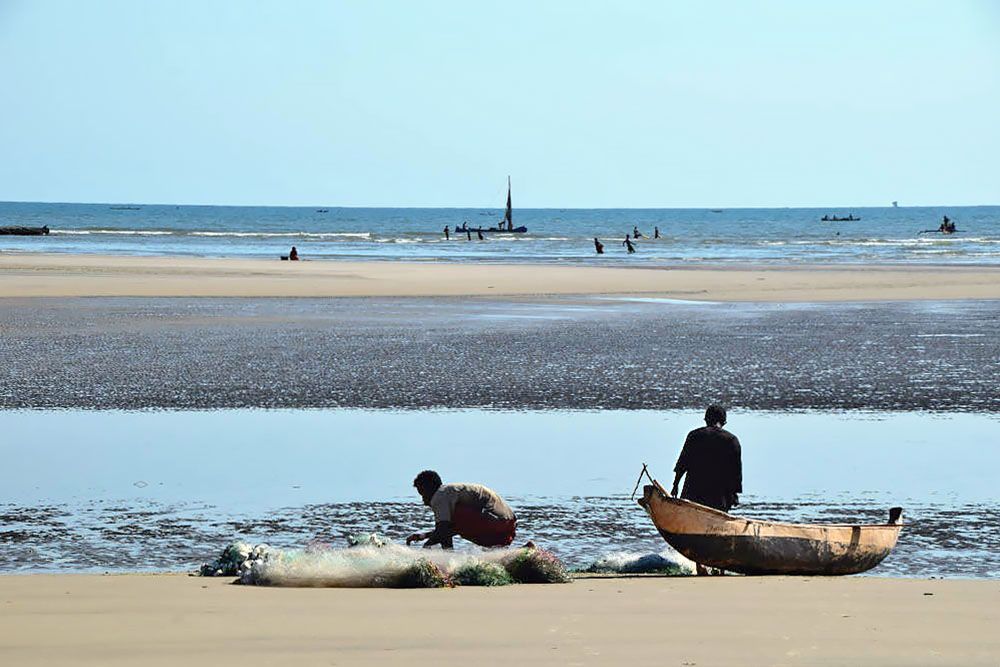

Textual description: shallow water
[1,409,997,577]
[1,202,998,264]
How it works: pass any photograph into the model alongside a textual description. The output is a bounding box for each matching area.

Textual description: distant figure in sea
[477,229,484,241]
[467,229,472,241]
[406,470,517,549]
[671,405,742,575]
[939,216,955,233]
[444,225,450,241]
[633,226,644,239]
[654,226,660,239]
[623,235,636,254]
[594,238,604,254]
[289,246,299,261]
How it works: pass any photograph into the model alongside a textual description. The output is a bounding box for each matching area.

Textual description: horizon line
[2,199,997,211]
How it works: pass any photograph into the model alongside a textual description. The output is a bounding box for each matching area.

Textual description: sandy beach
[2,253,999,300]
[0,574,995,666]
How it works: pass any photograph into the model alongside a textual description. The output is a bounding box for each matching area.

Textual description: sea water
[1,202,998,265]
[1,409,996,577]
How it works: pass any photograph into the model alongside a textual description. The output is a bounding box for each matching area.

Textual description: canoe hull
[639,483,901,575]
[0,226,49,236]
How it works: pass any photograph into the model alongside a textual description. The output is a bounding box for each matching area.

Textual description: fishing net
[580,550,694,576]
[502,546,572,584]
[199,536,571,587]
[452,561,514,587]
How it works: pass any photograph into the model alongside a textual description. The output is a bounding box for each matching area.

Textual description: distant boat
[821,215,860,222]
[892,201,899,207]
[0,225,49,236]
[315,209,329,213]
[638,481,903,576]
[710,209,723,213]
[486,176,527,233]
[109,205,141,211]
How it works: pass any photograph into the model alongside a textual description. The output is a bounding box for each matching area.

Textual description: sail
[503,176,512,230]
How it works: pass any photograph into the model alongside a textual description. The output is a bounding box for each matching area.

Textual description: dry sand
[1,252,999,300]
[0,574,996,666]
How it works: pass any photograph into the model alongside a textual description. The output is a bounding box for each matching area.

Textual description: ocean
[1,202,999,264]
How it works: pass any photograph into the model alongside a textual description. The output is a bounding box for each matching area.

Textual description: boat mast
[503,176,512,231]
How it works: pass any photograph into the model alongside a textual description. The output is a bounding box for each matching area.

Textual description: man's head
[413,470,442,506]
[704,404,727,427]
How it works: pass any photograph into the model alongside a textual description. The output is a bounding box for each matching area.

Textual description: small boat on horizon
[638,480,902,576]
[0,225,50,236]
[821,214,860,222]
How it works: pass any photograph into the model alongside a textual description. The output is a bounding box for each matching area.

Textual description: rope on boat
[630,463,656,500]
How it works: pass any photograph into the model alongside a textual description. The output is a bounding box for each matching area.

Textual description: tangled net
[199,534,570,588]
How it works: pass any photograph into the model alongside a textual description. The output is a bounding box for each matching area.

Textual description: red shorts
[452,504,517,547]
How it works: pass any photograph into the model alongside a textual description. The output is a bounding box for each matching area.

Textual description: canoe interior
[639,482,902,576]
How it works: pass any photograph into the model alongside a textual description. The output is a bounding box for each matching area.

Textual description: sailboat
[486,176,527,233]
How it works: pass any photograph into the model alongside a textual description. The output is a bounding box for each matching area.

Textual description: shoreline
[1,574,996,665]
[2,252,1000,300]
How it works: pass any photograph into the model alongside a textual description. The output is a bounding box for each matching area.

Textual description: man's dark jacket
[674,425,742,511]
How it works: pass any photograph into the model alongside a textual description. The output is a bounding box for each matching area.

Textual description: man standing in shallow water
[406,470,518,549]
[671,405,742,575]
[671,405,742,513]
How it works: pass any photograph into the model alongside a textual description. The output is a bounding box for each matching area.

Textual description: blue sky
[0,1,997,207]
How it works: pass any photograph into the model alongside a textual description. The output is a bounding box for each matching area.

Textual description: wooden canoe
[638,482,902,575]
[0,225,49,236]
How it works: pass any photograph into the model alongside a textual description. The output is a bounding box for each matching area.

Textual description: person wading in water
[623,234,636,254]
[406,470,518,549]
[671,405,743,575]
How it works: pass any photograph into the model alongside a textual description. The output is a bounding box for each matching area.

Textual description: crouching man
[406,470,517,549]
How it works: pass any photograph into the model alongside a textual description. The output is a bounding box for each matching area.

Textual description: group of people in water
[594,225,660,255]
[443,224,485,241]
[408,405,740,575]
[289,215,962,260]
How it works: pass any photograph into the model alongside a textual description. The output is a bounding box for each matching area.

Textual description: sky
[0,0,998,208]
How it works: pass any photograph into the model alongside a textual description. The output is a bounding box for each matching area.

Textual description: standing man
[594,238,604,254]
[444,225,450,241]
[671,405,742,512]
[406,470,518,549]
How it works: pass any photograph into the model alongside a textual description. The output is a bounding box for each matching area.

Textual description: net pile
[580,549,694,575]
[199,534,570,587]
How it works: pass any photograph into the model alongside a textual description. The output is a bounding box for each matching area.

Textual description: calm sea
[1,202,998,264]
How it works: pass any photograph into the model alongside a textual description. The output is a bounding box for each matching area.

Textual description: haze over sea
[2,202,998,265]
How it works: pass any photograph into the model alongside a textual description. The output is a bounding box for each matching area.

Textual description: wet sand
[1,297,997,411]
[2,253,1000,300]
[0,574,996,666]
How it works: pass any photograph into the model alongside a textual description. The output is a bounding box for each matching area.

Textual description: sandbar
[0,574,996,665]
[1,253,999,300]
